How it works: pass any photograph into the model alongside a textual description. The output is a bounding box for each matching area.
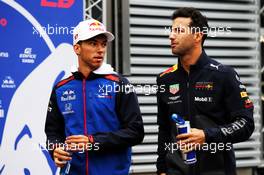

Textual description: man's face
[74,35,107,71]
[169,17,195,56]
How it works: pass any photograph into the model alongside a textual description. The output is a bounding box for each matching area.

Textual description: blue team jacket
[45,65,144,175]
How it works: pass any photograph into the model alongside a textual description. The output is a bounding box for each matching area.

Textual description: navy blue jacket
[156,51,254,175]
[45,70,144,175]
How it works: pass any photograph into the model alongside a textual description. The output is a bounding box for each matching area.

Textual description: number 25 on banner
[41,0,75,8]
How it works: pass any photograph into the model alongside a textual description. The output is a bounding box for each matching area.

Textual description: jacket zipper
[82,79,89,175]
[187,71,198,175]
[187,72,191,122]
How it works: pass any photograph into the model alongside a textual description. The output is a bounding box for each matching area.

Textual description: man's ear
[194,32,203,44]
[73,44,81,55]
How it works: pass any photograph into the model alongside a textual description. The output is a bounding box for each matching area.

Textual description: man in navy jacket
[156,7,254,175]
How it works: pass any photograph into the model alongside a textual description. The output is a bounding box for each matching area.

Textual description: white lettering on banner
[221,119,247,136]
[0,100,4,118]
[19,48,37,64]
[0,52,9,58]
[0,0,82,174]
[1,76,16,89]
[0,43,77,174]
[0,109,4,118]
[194,97,213,102]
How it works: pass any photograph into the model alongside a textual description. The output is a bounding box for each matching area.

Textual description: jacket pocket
[197,150,225,175]
[165,150,189,175]
[193,115,226,175]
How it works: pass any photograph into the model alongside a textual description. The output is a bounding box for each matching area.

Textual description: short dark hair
[171,7,209,46]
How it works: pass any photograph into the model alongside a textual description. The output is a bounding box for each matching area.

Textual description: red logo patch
[244,99,253,108]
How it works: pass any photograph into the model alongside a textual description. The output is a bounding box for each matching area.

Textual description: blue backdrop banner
[0,0,83,174]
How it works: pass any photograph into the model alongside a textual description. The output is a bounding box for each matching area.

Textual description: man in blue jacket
[45,19,144,175]
[156,7,254,175]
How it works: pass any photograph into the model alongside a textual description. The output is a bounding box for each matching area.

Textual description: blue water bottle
[60,152,72,175]
[171,114,197,164]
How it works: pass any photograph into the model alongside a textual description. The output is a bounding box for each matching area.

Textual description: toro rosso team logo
[61,90,76,101]
[89,21,104,31]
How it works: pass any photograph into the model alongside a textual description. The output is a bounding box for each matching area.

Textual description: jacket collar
[72,71,100,80]
[71,63,117,80]
[178,50,210,71]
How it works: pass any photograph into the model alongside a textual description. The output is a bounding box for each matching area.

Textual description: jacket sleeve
[204,68,255,144]
[44,88,66,159]
[92,77,144,151]
[156,76,171,174]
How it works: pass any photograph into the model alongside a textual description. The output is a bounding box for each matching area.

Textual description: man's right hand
[160,173,166,175]
[53,147,72,167]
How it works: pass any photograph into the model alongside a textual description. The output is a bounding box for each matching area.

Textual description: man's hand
[53,147,72,168]
[176,128,205,153]
[65,135,89,152]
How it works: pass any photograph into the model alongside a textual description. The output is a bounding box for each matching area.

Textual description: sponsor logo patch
[239,84,246,89]
[244,99,253,108]
[167,95,182,104]
[61,90,76,101]
[89,21,104,31]
[169,84,179,94]
[210,63,221,70]
[194,96,213,102]
[169,95,180,101]
[62,103,75,115]
[195,82,213,91]
[97,94,112,99]
[240,91,248,98]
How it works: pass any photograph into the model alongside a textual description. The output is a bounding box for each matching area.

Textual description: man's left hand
[176,128,205,153]
[65,135,89,152]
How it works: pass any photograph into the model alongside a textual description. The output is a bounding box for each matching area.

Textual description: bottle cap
[171,114,185,125]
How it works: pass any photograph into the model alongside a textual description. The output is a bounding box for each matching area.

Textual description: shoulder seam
[104,74,120,82]
[56,76,75,88]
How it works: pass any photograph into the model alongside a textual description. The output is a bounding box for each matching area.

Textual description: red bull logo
[89,21,104,31]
